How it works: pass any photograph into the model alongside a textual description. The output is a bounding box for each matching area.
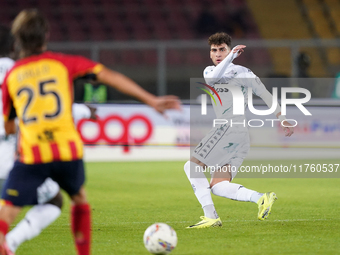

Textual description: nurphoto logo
[198,83,312,128]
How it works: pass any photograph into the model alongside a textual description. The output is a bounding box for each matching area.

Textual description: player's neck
[20,48,45,59]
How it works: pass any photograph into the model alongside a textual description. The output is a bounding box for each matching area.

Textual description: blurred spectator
[296,52,313,98]
[83,82,107,103]
[74,75,107,103]
[296,52,311,78]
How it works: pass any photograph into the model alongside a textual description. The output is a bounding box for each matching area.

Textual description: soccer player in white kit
[0,27,15,191]
[185,32,294,228]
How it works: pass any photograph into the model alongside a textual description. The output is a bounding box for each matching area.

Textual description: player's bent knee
[71,187,88,205]
[210,178,231,189]
[47,192,63,209]
[0,203,22,225]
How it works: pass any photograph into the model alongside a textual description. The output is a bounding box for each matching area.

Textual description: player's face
[210,44,231,66]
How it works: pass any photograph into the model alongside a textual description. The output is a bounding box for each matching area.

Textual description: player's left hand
[231,45,246,59]
[153,95,182,115]
[281,120,294,137]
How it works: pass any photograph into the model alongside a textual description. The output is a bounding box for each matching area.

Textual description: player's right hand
[281,120,294,137]
[153,95,182,115]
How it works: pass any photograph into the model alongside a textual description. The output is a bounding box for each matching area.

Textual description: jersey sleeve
[203,46,242,85]
[65,55,104,79]
[2,75,16,121]
[0,58,15,85]
[203,66,215,84]
[243,69,266,97]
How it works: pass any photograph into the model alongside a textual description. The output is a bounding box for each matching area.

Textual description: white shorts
[192,124,250,179]
[37,177,60,204]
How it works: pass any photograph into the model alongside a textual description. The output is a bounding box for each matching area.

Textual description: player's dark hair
[208,32,232,48]
[11,9,49,58]
[0,25,13,57]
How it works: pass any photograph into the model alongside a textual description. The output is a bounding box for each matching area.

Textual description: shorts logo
[223,143,234,149]
[6,189,19,197]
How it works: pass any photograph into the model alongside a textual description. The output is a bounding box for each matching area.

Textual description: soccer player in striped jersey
[0,9,180,255]
[0,25,60,255]
[184,32,294,228]
[1,23,101,255]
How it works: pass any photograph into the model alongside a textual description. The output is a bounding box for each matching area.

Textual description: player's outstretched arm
[204,45,246,84]
[96,67,181,114]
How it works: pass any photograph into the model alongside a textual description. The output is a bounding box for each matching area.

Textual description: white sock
[6,204,61,252]
[211,181,261,203]
[184,161,218,219]
[250,192,264,203]
[203,204,219,219]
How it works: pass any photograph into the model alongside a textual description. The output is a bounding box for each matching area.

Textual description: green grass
[14,160,340,255]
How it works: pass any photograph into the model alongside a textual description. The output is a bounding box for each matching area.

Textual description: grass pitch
[15,160,340,255]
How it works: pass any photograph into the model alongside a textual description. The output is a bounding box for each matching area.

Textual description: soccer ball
[143,223,177,255]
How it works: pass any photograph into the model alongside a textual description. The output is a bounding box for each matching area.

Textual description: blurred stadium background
[1,0,340,99]
[1,0,339,161]
[1,3,339,254]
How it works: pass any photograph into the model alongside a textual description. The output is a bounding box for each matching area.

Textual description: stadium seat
[58,0,75,7]
[49,21,66,41]
[329,8,340,33]
[0,12,12,25]
[246,0,331,76]
[307,8,333,38]
[185,50,204,65]
[85,19,108,41]
[142,50,158,65]
[167,49,182,66]
[327,47,340,65]
[5,0,257,42]
[0,0,257,44]
[111,27,130,41]
[99,50,117,67]
[120,50,140,66]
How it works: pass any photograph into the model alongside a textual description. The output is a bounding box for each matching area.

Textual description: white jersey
[0,57,14,84]
[193,48,268,174]
[194,47,283,174]
[0,57,15,178]
[0,57,15,137]
[203,63,266,120]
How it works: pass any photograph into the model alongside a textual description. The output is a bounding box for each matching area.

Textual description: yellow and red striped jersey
[2,51,103,164]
